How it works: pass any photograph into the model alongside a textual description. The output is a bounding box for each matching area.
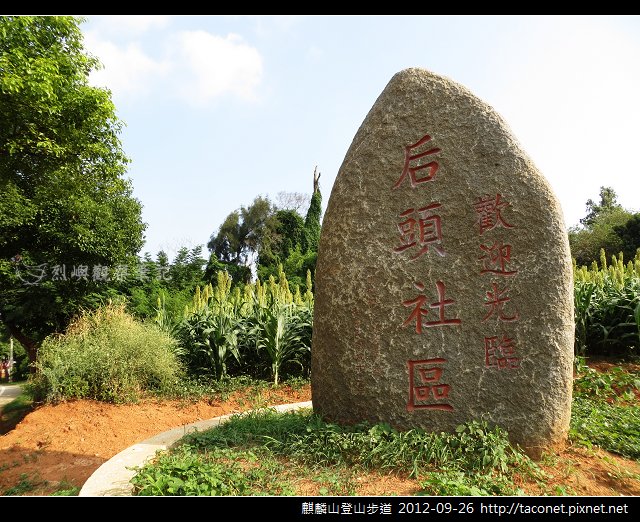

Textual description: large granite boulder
[311,68,574,457]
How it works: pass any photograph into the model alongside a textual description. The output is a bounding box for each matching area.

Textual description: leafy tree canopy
[206,171,323,289]
[580,186,623,228]
[613,214,640,262]
[569,186,637,267]
[207,196,275,268]
[0,16,145,361]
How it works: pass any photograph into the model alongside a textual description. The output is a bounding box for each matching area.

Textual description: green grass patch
[1,390,33,416]
[132,410,538,496]
[131,446,295,496]
[570,397,640,459]
[3,473,40,496]
[131,359,640,496]
[0,390,34,435]
[570,360,640,459]
[156,375,308,406]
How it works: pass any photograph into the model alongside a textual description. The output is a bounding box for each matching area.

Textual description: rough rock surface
[311,68,574,457]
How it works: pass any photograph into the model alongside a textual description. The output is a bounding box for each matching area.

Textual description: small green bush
[30,303,182,403]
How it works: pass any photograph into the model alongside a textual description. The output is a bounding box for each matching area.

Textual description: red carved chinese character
[484,335,520,369]
[407,358,453,411]
[393,134,441,189]
[394,203,445,259]
[479,241,517,276]
[482,282,519,322]
[473,194,514,234]
[402,281,461,333]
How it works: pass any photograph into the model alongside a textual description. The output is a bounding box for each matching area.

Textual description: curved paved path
[0,384,22,410]
[79,400,313,497]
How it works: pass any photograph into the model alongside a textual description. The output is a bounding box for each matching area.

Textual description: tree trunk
[313,166,321,194]
[3,322,38,370]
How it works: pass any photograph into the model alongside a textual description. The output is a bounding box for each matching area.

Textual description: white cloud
[82,22,263,106]
[84,31,169,97]
[174,30,263,105]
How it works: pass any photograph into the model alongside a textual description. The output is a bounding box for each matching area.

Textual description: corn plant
[573,249,640,357]
[247,267,312,384]
[178,267,313,382]
[178,272,242,380]
[179,307,240,381]
[248,300,311,385]
[154,292,180,336]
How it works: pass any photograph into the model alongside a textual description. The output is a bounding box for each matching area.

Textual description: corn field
[160,248,639,384]
[160,266,313,384]
[574,249,640,357]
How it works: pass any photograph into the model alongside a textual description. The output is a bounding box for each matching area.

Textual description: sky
[81,15,640,261]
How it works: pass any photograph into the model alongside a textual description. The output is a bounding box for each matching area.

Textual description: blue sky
[81,15,640,260]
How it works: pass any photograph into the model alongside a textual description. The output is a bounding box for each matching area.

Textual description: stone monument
[311,68,574,457]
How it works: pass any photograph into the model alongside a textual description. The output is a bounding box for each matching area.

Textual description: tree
[275,191,310,214]
[207,169,323,288]
[257,208,319,288]
[580,186,622,228]
[204,255,252,289]
[303,167,322,254]
[206,196,275,283]
[257,168,322,287]
[166,246,206,291]
[258,210,305,268]
[0,16,145,363]
[569,187,634,267]
[613,214,640,261]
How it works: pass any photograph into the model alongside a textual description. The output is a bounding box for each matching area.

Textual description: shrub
[30,303,182,403]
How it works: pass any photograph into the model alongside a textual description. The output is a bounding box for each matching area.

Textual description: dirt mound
[1,380,639,496]
[0,385,310,495]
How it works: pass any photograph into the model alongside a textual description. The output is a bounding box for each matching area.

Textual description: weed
[418,469,522,496]
[51,480,80,496]
[570,396,640,459]
[3,473,41,496]
[554,485,574,496]
[133,409,536,496]
[131,446,294,496]
[130,362,640,496]
[22,453,38,464]
[574,358,640,402]
[571,360,640,460]
[156,375,281,404]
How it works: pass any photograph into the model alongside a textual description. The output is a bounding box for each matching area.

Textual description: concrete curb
[79,400,313,497]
